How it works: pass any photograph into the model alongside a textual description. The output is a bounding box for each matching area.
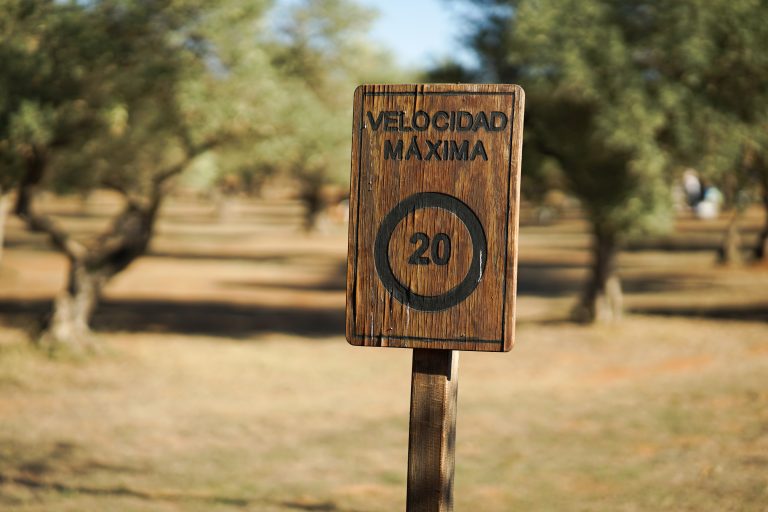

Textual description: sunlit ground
[0,194,766,511]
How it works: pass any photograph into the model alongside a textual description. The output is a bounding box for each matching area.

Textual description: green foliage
[0,0,292,198]
[1,1,192,193]
[449,0,768,220]
[459,0,673,238]
[651,0,768,206]
[253,0,406,191]
[0,0,403,204]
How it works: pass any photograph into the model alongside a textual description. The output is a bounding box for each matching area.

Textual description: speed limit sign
[345,83,525,352]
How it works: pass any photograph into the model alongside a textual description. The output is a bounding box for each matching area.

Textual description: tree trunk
[40,259,105,353]
[300,183,323,232]
[13,139,207,351]
[38,201,159,351]
[756,201,768,261]
[0,187,8,268]
[754,175,768,261]
[717,209,744,266]
[573,226,622,323]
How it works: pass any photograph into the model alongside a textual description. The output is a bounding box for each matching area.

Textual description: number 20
[408,232,451,266]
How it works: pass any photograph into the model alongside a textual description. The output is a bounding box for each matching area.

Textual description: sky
[355,0,475,69]
[273,0,475,71]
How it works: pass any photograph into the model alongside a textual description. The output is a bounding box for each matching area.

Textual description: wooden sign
[346,84,525,352]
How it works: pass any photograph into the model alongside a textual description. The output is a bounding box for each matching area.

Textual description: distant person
[695,184,723,220]
[682,168,703,208]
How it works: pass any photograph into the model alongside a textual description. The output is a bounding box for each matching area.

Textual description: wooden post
[345,84,525,509]
[407,349,459,512]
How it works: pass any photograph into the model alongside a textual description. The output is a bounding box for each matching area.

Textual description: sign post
[407,349,459,511]
[346,84,525,511]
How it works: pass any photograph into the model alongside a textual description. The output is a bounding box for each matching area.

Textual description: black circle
[374,192,487,312]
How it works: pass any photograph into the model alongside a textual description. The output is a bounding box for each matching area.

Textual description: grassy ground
[0,194,766,511]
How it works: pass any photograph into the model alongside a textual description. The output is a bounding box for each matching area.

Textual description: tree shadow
[222,260,715,300]
[515,261,584,297]
[220,280,347,292]
[149,250,301,263]
[630,304,768,322]
[219,261,348,292]
[0,439,365,510]
[517,260,727,297]
[0,473,253,507]
[624,229,760,253]
[0,440,146,480]
[2,238,337,266]
[0,299,345,339]
[95,300,346,338]
[621,275,718,293]
[279,501,364,511]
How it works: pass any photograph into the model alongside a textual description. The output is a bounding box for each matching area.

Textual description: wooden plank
[345,83,525,352]
[406,349,459,512]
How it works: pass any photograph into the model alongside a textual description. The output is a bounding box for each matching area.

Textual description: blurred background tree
[2,0,207,350]
[650,0,768,264]
[256,0,403,230]
[172,0,407,230]
[0,0,402,350]
[439,0,672,323]
[438,0,768,321]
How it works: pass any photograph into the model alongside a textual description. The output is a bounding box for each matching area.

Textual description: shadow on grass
[516,261,583,297]
[0,299,345,339]
[9,441,141,478]
[624,229,760,253]
[516,262,714,297]
[0,270,749,339]
[279,501,351,511]
[219,261,348,292]
[0,473,252,507]
[220,280,346,292]
[630,304,768,322]
[149,250,342,264]
[0,441,366,510]
[1,474,366,510]
[621,276,718,294]
[3,237,337,265]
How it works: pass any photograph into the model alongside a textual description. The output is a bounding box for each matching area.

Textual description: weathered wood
[406,349,459,512]
[346,83,525,352]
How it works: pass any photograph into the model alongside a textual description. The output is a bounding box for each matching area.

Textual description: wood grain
[346,83,525,352]
[406,349,459,512]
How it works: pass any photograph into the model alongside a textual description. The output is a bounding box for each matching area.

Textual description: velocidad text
[366,110,508,162]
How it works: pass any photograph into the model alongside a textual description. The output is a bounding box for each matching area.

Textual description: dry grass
[0,195,766,511]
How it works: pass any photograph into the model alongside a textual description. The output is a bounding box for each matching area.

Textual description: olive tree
[448,0,672,322]
[264,0,405,231]
[650,0,768,262]
[1,0,277,350]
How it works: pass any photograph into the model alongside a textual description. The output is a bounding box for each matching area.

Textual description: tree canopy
[439,0,768,319]
[442,0,673,321]
[650,0,768,260]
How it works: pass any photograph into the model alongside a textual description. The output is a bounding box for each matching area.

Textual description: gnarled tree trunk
[573,225,622,323]
[14,147,167,351]
[38,200,160,351]
[13,137,213,351]
[42,259,105,351]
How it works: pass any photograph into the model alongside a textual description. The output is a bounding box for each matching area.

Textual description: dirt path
[0,195,767,511]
